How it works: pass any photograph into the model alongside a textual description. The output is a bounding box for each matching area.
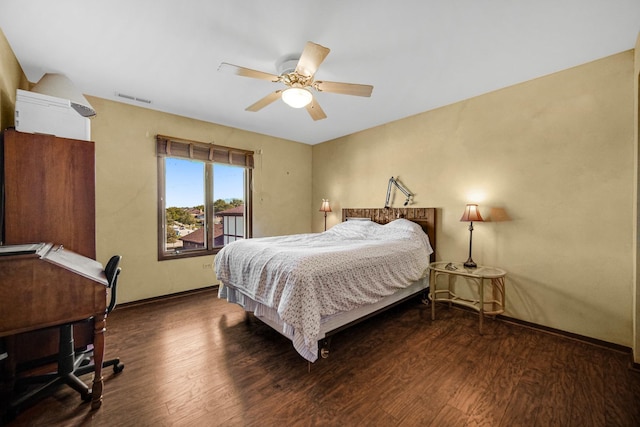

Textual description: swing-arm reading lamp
[384,176,413,208]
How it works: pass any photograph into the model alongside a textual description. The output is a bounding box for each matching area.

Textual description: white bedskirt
[219,275,429,362]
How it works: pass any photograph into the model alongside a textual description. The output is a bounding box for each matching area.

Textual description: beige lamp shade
[460,204,483,222]
[319,199,332,212]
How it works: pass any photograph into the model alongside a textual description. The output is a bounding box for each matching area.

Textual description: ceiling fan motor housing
[276,56,300,75]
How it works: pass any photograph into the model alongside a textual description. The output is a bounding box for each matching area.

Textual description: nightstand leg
[478,278,484,335]
[430,271,436,321]
[492,277,506,313]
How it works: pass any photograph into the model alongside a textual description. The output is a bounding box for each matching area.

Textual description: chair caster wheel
[113,363,124,374]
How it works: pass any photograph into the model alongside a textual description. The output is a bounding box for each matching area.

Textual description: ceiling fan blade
[305,97,327,121]
[218,62,280,82]
[245,90,282,112]
[295,42,330,78]
[314,80,373,97]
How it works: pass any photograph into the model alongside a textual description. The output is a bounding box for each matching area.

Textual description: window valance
[156,135,254,169]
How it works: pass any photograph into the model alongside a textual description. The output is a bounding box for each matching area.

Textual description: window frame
[156,135,253,261]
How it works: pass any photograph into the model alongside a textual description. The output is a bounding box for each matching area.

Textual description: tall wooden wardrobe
[1,128,95,257]
[0,128,96,367]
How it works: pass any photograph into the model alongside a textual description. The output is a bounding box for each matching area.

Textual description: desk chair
[9,255,124,414]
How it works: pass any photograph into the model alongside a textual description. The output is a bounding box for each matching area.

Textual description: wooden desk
[0,243,108,409]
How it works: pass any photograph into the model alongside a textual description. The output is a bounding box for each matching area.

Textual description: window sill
[158,247,221,261]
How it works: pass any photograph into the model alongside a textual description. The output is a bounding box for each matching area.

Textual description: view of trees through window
[163,157,246,255]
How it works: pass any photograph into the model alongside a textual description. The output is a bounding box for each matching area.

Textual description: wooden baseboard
[494,313,632,354]
[438,304,634,359]
[116,286,218,310]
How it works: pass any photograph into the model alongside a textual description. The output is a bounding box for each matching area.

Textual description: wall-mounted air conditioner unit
[15,89,91,141]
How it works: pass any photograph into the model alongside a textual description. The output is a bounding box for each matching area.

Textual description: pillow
[383,219,433,255]
[346,217,372,221]
[328,218,381,238]
[383,218,424,233]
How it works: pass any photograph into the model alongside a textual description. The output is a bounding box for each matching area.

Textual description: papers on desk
[0,243,108,285]
[0,243,49,256]
[42,244,108,286]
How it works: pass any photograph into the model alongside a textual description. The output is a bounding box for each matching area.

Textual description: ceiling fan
[218,41,373,121]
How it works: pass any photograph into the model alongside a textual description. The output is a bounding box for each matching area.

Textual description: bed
[215,207,436,362]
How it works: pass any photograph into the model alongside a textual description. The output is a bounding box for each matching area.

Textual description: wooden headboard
[342,207,436,262]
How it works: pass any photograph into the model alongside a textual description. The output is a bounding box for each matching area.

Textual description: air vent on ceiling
[116,92,152,104]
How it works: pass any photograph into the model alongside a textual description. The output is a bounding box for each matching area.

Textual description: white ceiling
[1,1,639,145]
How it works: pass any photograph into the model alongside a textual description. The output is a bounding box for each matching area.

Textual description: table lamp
[460,204,484,268]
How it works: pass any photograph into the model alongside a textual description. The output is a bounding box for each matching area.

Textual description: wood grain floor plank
[465,322,540,426]
[603,348,640,426]
[428,403,469,427]
[498,332,560,426]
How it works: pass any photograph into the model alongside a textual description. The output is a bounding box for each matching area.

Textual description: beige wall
[87,96,312,303]
[634,34,640,363]
[313,51,635,348]
[0,28,28,131]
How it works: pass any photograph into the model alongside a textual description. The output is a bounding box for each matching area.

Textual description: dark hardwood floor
[3,288,639,426]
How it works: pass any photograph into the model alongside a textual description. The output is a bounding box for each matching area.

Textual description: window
[156,135,253,260]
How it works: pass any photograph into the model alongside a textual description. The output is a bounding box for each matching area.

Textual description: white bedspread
[215,218,433,361]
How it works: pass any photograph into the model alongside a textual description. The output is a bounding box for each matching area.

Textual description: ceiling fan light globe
[282,87,312,108]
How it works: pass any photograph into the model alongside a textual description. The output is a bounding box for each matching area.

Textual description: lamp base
[463,258,477,268]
